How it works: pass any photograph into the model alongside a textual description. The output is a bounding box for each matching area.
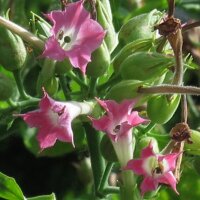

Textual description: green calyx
[147,94,181,124]
[0,73,14,101]
[120,52,174,81]
[86,41,110,78]
[0,27,27,71]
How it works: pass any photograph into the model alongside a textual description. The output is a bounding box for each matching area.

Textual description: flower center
[57,28,76,51]
[113,125,121,134]
[64,36,71,43]
[48,106,65,126]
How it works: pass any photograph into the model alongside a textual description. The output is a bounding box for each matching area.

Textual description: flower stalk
[138,84,200,95]
[0,16,44,50]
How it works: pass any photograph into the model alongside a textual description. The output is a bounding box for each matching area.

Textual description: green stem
[102,186,120,195]
[13,69,29,100]
[58,74,71,100]
[138,84,200,95]
[67,71,88,90]
[98,162,114,194]
[84,123,105,198]
[142,122,156,133]
[120,171,135,200]
[97,74,120,93]
[88,78,98,98]
[0,16,44,50]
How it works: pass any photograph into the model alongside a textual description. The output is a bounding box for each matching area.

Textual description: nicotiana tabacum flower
[90,98,147,166]
[124,142,179,196]
[42,0,106,74]
[16,89,93,150]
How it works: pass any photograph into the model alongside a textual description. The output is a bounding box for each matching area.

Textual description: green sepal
[147,95,181,124]
[96,0,118,53]
[113,39,153,73]
[119,9,162,43]
[0,27,27,71]
[86,41,110,78]
[120,52,174,81]
[0,73,14,101]
[185,130,200,156]
[106,80,148,103]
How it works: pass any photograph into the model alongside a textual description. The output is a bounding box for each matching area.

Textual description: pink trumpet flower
[90,98,147,166]
[125,142,179,196]
[42,0,106,74]
[16,89,93,150]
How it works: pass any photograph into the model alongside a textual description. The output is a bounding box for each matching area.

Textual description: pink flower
[125,142,179,196]
[90,98,147,166]
[42,0,106,74]
[91,98,146,142]
[17,90,93,150]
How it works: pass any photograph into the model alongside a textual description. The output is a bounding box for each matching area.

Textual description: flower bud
[86,41,110,78]
[0,73,14,100]
[55,59,72,75]
[30,12,51,38]
[120,52,174,81]
[100,0,112,21]
[119,9,162,43]
[138,136,159,154]
[106,80,148,103]
[147,95,181,124]
[96,0,118,53]
[0,27,27,71]
[185,130,200,156]
[113,39,153,73]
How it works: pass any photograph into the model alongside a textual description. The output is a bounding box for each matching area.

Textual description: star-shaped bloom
[17,90,93,150]
[42,0,106,74]
[124,142,179,196]
[90,98,147,166]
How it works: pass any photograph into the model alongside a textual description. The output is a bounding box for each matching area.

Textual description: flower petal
[125,159,145,175]
[141,142,155,158]
[140,176,158,196]
[127,111,148,126]
[157,171,179,194]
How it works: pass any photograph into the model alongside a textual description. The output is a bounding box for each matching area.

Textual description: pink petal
[90,116,110,132]
[18,111,43,128]
[140,176,158,196]
[127,111,147,127]
[141,143,155,158]
[42,36,66,61]
[37,127,58,149]
[124,159,145,175]
[157,172,179,194]
[158,153,179,172]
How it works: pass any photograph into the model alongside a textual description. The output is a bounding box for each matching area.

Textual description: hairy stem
[138,84,200,95]
[0,16,44,50]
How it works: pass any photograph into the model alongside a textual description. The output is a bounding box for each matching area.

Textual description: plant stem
[97,74,120,93]
[58,74,71,100]
[98,162,114,194]
[102,186,120,195]
[84,123,105,198]
[88,78,98,98]
[120,171,135,200]
[0,16,44,50]
[13,69,29,100]
[142,122,156,133]
[138,84,200,95]
[182,21,200,32]
[67,71,88,90]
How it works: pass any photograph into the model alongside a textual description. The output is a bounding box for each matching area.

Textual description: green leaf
[27,193,56,200]
[0,172,24,200]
